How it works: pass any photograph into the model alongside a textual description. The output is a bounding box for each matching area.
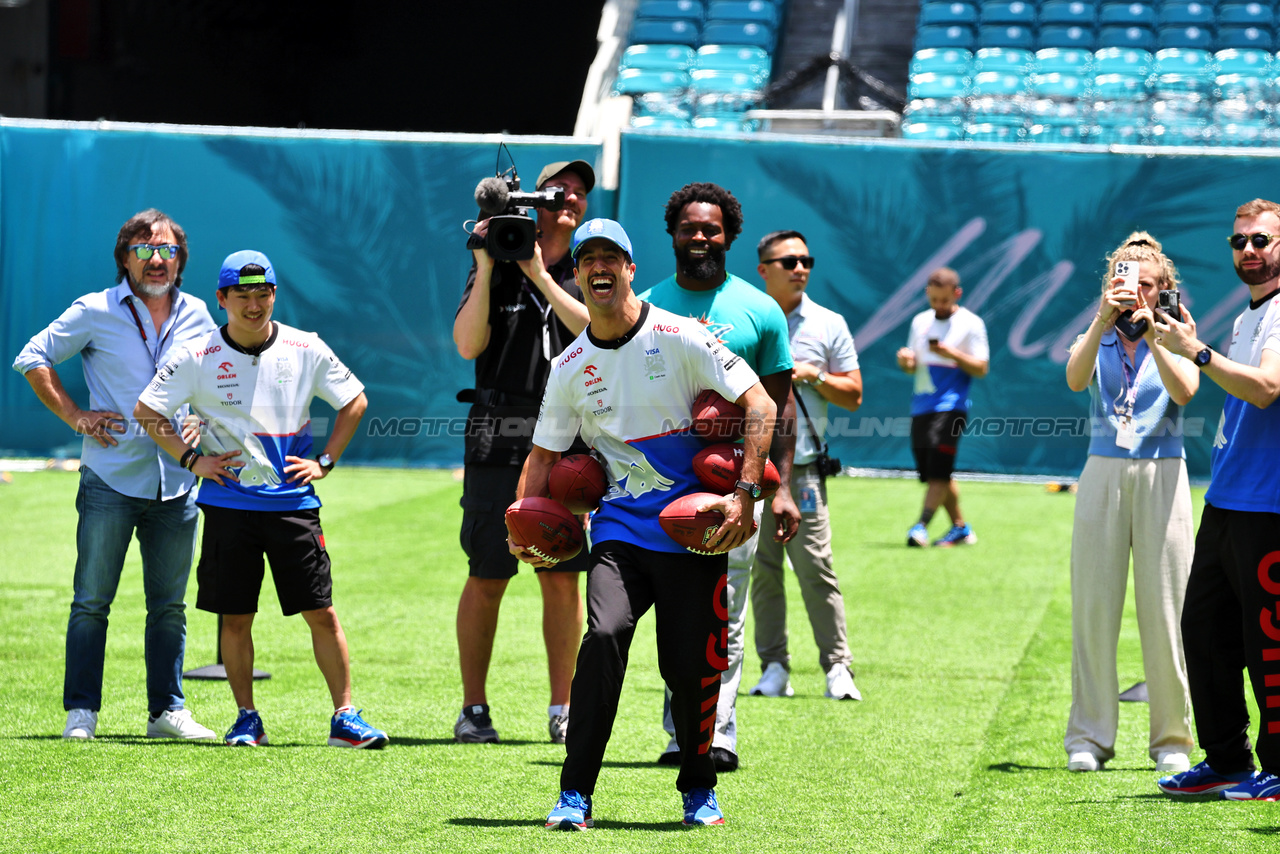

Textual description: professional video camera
[466,164,565,262]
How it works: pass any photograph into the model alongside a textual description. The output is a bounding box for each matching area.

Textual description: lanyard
[124,296,173,369]
[1111,344,1151,419]
[521,281,553,362]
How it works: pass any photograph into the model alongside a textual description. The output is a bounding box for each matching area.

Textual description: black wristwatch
[734,480,762,500]
[1194,346,1213,368]
[317,452,335,471]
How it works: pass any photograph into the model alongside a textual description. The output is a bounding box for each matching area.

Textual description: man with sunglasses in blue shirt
[1153,198,1280,802]
[13,209,218,741]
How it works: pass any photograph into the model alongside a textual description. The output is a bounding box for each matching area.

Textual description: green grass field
[0,468,1274,853]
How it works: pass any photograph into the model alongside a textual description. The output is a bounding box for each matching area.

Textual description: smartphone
[1157,288,1183,322]
[1115,261,1139,305]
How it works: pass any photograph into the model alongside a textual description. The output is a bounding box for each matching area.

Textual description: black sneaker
[454,704,500,743]
[709,746,739,772]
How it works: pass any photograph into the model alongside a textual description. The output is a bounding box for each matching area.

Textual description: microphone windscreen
[475,177,510,216]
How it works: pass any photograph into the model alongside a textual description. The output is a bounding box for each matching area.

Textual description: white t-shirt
[534,303,759,552]
[139,322,364,510]
[907,305,989,415]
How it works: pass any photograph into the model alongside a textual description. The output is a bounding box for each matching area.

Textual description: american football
[690,389,744,442]
[691,443,782,498]
[505,497,584,563]
[659,491,759,555]
[547,454,609,514]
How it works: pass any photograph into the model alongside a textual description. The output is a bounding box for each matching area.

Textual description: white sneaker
[63,708,97,740]
[1156,751,1191,774]
[1067,751,1100,772]
[748,661,794,697]
[146,708,217,740]
[824,663,862,700]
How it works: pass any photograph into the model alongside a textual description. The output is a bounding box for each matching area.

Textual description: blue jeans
[65,466,199,714]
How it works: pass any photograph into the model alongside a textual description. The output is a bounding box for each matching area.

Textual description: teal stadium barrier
[4,118,1277,476]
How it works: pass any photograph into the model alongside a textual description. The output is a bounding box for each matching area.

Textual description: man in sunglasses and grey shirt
[13,209,218,741]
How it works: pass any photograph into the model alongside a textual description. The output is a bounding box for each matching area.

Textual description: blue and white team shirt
[533,303,760,553]
[138,322,364,511]
[1205,290,1280,514]
[789,294,859,465]
[906,305,989,415]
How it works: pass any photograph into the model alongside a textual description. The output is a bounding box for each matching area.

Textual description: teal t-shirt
[638,273,793,378]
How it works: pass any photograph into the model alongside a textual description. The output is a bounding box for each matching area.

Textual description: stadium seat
[973,46,1035,73]
[915,24,978,50]
[909,47,974,76]
[630,115,695,129]
[1094,71,1152,97]
[1030,71,1090,98]
[1148,117,1211,145]
[696,45,771,75]
[919,1,979,27]
[1094,46,1155,75]
[1213,47,1271,75]
[1153,47,1215,93]
[707,0,780,26]
[1157,25,1215,49]
[971,69,1028,95]
[1036,46,1094,74]
[691,115,757,132]
[979,24,1036,49]
[1218,3,1274,28]
[689,68,764,94]
[1038,25,1098,49]
[1159,2,1216,29]
[981,1,1036,25]
[702,20,775,49]
[1040,1,1099,27]
[1099,25,1158,51]
[632,18,702,47]
[965,119,1027,142]
[1217,26,1275,50]
[907,71,971,100]
[614,68,692,96]
[1216,119,1271,146]
[637,0,707,22]
[622,44,698,71]
[1028,111,1090,143]
[632,92,694,118]
[1100,3,1158,28]
[901,119,966,140]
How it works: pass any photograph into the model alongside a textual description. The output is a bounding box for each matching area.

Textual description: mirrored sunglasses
[129,243,180,260]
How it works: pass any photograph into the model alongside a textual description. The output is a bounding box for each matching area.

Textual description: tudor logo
[218,361,234,371]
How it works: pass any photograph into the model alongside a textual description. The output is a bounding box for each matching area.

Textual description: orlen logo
[197,345,222,357]
[584,365,598,378]
[653,323,680,334]
[218,361,234,371]
[557,347,584,369]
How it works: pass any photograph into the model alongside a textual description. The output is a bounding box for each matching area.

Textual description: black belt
[456,388,540,407]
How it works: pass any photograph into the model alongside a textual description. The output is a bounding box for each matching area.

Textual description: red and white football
[691,389,744,442]
[548,454,609,514]
[692,443,781,499]
[659,492,759,555]
[505,497,584,563]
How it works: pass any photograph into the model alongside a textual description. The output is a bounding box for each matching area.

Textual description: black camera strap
[793,384,831,463]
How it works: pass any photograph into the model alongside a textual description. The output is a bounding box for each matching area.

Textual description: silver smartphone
[1115,261,1138,305]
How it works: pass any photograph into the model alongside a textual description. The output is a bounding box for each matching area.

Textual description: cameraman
[452,160,593,745]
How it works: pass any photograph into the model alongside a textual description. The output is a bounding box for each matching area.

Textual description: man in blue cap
[513,219,776,828]
[134,250,388,749]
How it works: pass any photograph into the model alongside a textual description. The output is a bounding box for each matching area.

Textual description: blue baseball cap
[571,219,633,262]
[217,250,276,291]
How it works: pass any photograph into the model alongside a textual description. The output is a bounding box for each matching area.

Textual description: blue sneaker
[933,524,977,547]
[907,523,929,547]
[328,708,388,749]
[225,709,268,746]
[682,788,724,826]
[1221,771,1280,801]
[1157,760,1255,796]
[545,790,592,830]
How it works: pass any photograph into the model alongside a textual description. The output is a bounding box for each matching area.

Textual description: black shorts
[195,504,333,616]
[459,463,590,580]
[911,411,967,482]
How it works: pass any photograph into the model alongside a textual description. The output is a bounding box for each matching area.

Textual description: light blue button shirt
[13,282,217,499]
[787,294,860,465]
[1085,330,1186,460]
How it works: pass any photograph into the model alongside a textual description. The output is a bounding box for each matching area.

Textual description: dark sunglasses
[128,243,180,260]
[1227,232,1277,251]
[763,255,816,270]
